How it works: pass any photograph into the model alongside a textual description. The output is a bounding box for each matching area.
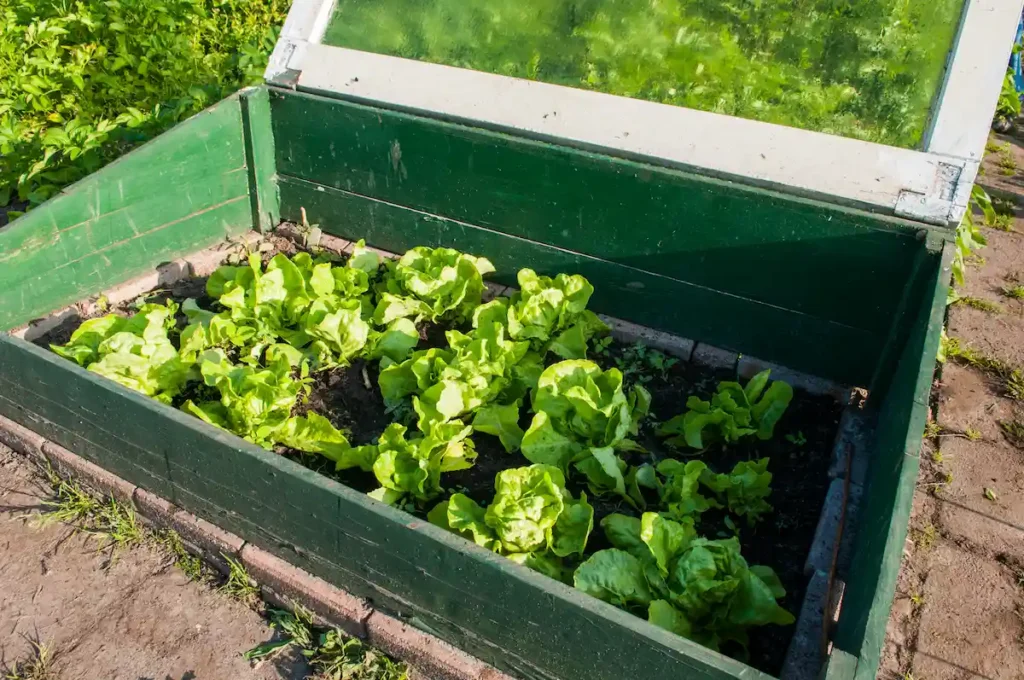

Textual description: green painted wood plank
[833,243,953,679]
[0,197,252,330]
[241,86,280,232]
[0,334,768,680]
[280,175,880,387]
[270,88,924,335]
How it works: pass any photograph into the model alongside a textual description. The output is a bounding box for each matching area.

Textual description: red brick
[366,611,488,680]
[0,414,46,459]
[41,441,136,503]
[240,544,371,638]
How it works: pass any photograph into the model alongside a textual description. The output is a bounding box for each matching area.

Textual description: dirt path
[879,140,1024,679]
[0,443,308,680]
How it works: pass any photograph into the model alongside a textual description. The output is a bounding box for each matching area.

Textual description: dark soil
[36,229,844,676]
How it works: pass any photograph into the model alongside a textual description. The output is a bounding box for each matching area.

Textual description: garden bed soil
[30,234,845,677]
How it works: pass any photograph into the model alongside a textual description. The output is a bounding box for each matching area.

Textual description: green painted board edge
[241,86,280,232]
[0,93,255,330]
[278,175,880,387]
[830,241,953,680]
[0,333,772,680]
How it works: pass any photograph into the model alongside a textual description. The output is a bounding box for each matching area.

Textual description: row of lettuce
[53,242,798,658]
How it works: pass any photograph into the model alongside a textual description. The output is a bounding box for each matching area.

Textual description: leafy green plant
[574,512,793,654]
[0,0,287,212]
[51,302,189,403]
[996,67,1022,123]
[243,606,314,661]
[615,343,679,384]
[521,360,650,500]
[309,629,409,680]
[1002,284,1024,300]
[700,459,774,526]
[350,421,478,505]
[499,268,608,359]
[952,295,1002,314]
[375,246,495,325]
[952,186,992,289]
[657,370,793,449]
[429,464,593,581]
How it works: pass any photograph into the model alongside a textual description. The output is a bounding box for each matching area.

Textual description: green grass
[952,295,1003,314]
[990,213,1016,232]
[998,153,1018,176]
[1,639,55,680]
[1000,419,1024,448]
[155,529,208,582]
[1002,284,1024,300]
[220,554,260,605]
[943,336,1024,401]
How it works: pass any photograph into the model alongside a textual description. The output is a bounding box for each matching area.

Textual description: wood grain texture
[0,95,253,330]
[280,175,880,387]
[269,88,928,336]
[241,87,281,232]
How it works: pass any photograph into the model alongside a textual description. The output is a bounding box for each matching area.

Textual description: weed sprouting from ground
[943,337,1024,401]
[243,607,409,679]
[1,639,55,680]
[991,213,1016,232]
[1000,419,1024,449]
[1003,284,1024,300]
[34,465,141,559]
[155,529,207,582]
[220,554,259,604]
[952,296,1003,314]
[912,524,937,551]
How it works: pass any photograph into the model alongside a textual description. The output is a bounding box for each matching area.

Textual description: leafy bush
[657,370,792,449]
[521,360,649,500]
[375,246,495,325]
[574,512,793,654]
[429,464,594,581]
[0,0,287,211]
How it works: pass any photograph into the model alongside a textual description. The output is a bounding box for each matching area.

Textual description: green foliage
[700,459,774,526]
[952,186,992,289]
[952,296,1002,314]
[324,0,963,147]
[352,421,478,505]
[375,246,495,325]
[574,513,793,654]
[429,464,593,581]
[500,268,608,359]
[614,342,679,384]
[0,0,287,210]
[996,68,1022,123]
[657,370,793,449]
[999,419,1024,449]
[943,336,1024,402]
[51,301,190,404]
[521,360,649,500]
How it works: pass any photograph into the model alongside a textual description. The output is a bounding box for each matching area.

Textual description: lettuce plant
[181,349,310,450]
[375,246,495,325]
[656,460,720,520]
[521,360,649,499]
[700,459,774,526]
[475,269,609,359]
[51,302,190,404]
[657,370,793,449]
[429,464,593,582]
[350,422,478,505]
[574,513,793,653]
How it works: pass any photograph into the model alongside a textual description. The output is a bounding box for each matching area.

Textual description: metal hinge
[894,161,970,227]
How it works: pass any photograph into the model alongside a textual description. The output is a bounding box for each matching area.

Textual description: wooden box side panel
[0,335,768,680]
[269,87,929,387]
[0,94,254,330]
[829,243,952,679]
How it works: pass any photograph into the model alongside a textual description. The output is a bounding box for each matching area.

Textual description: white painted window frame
[266,0,1024,226]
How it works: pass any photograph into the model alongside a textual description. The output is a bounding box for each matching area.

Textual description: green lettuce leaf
[700,458,774,526]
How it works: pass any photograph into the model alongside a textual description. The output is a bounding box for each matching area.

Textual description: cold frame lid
[267,0,1022,226]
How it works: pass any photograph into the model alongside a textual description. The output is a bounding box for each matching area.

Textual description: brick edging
[0,413,512,680]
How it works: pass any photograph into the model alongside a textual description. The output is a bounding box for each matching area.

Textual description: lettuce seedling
[51,302,190,404]
[656,459,721,520]
[429,464,593,582]
[374,246,495,324]
[354,422,477,505]
[521,360,649,499]
[575,513,793,654]
[658,370,793,449]
[489,269,609,359]
[700,458,774,526]
[181,349,309,450]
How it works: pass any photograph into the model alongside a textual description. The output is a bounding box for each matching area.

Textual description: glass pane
[322,0,965,149]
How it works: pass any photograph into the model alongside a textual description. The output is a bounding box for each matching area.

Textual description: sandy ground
[0,443,307,679]
[879,140,1024,679]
